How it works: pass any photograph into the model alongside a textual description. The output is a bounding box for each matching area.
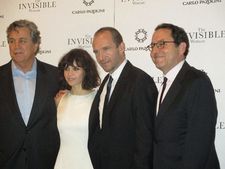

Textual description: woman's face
[64,62,85,88]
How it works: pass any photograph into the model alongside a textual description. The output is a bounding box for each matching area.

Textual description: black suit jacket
[88,61,158,169]
[154,61,220,169]
[0,60,60,169]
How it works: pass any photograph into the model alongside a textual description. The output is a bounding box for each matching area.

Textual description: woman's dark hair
[58,48,100,90]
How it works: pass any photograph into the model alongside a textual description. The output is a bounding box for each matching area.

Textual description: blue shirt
[12,60,37,125]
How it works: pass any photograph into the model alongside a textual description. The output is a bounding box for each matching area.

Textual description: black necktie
[104,75,113,109]
[102,75,113,128]
[158,77,167,110]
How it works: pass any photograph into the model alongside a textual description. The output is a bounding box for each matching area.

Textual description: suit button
[25,129,30,134]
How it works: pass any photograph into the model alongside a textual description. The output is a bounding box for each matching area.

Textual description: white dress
[54,91,96,169]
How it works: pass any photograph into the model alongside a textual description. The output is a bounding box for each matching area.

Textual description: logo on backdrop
[19,0,56,12]
[135,29,147,43]
[38,49,52,55]
[83,0,94,6]
[67,34,92,48]
[126,29,149,52]
[72,0,105,14]
[216,121,225,129]
[214,88,221,94]
[187,27,225,43]
[0,15,4,18]
[0,41,7,47]
[182,0,222,5]
[152,76,164,84]
[121,0,145,5]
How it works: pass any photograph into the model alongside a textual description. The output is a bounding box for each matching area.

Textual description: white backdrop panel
[0,0,224,167]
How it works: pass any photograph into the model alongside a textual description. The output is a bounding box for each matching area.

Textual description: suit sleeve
[133,74,158,169]
[182,76,218,169]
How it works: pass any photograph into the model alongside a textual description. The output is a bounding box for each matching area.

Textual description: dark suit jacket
[88,61,158,169]
[0,60,60,169]
[154,61,220,169]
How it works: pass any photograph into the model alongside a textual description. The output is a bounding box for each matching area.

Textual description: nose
[150,45,160,56]
[65,68,73,76]
[96,50,105,62]
[68,69,74,75]
[150,48,159,60]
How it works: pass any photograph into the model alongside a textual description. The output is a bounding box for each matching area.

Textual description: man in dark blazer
[88,27,158,169]
[149,23,220,169]
[0,20,60,169]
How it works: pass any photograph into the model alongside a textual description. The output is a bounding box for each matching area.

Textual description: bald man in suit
[88,27,158,169]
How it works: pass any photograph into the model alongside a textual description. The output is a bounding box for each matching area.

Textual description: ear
[118,42,125,52]
[34,43,39,54]
[179,42,187,56]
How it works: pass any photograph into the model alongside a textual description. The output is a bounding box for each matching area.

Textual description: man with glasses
[148,23,220,169]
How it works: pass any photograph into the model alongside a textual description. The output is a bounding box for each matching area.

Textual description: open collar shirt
[12,59,37,125]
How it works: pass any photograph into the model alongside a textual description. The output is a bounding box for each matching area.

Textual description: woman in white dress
[54,48,100,169]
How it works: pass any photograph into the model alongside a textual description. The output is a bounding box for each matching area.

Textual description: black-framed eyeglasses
[147,40,175,51]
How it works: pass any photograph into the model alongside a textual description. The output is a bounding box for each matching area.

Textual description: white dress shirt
[156,60,185,114]
[99,59,127,128]
[12,60,37,125]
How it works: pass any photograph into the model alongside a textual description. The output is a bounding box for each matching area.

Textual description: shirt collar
[12,59,37,79]
[164,60,185,81]
[109,59,127,82]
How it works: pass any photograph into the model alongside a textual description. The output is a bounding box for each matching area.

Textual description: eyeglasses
[147,40,175,51]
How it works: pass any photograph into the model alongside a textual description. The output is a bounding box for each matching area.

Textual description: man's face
[8,27,38,72]
[92,31,125,73]
[150,28,185,74]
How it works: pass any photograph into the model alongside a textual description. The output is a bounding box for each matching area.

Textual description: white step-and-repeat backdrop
[1,0,224,167]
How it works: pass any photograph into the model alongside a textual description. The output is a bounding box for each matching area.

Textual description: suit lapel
[1,62,25,127]
[106,61,131,114]
[156,78,182,126]
[156,62,191,127]
[27,61,48,127]
[89,74,108,131]
[89,62,131,130]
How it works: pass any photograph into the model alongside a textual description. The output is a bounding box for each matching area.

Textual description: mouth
[67,78,75,81]
[100,60,110,66]
[154,55,164,60]
[14,51,23,56]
